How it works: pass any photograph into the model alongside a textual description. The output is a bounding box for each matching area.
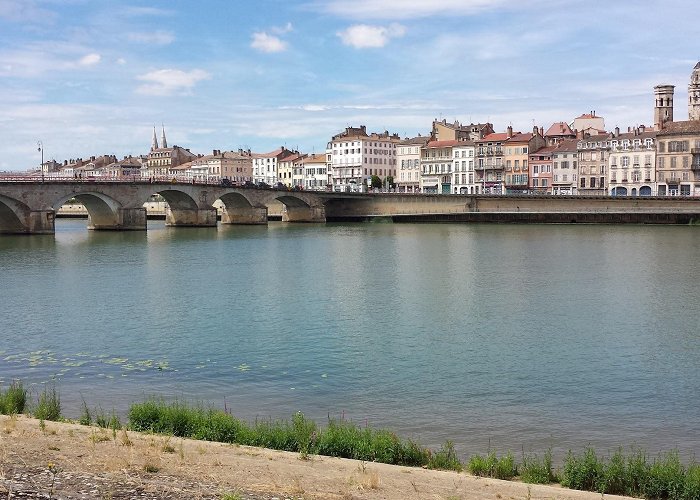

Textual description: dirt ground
[0,415,633,499]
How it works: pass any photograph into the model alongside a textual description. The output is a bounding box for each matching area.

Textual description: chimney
[539,126,544,136]
[507,125,513,138]
[639,124,646,133]
[614,126,620,137]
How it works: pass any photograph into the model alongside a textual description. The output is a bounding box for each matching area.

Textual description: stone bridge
[2,180,700,234]
[0,180,337,234]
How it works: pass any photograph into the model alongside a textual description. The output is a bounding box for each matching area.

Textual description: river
[1,219,699,460]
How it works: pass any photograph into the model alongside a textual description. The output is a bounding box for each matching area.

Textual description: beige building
[396,136,428,193]
[577,134,611,195]
[504,127,546,193]
[653,62,700,196]
[572,112,605,137]
[608,128,656,196]
[551,139,578,195]
[431,119,494,142]
[145,127,196,178]
[544,122,576,146]
[420,140,458,194]
[474,130,512,194]
[278,153,305,188]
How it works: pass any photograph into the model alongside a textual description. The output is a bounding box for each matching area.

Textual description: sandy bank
[0,415,633,499]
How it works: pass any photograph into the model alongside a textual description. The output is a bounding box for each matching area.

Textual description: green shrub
[520,449,556,484]
[467,451,515,479]
[34,384,61,421]
[0,380,27,414]
[683,463,700,500]
[645,451,686,499]
[428,441,462,471]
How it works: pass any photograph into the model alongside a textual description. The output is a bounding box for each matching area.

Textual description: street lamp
[37,141,44,182]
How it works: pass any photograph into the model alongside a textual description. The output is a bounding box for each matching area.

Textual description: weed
[90,430,111,443]
[520,449,556,484]
[79,398,91,426]
[220,492,242,500]
[120,428,133,447]
[427,441,462,471]
[34,383,61,421]
[143,462,160,473]
[0,380,27,414]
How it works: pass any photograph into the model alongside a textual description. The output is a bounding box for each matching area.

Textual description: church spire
[161,124,168,149]
[151,126,159,151]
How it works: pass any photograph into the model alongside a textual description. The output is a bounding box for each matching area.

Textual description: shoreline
[0,415,633,500]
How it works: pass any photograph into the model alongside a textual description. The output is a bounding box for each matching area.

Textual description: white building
[420,140,458,194]
[452,142,476,194]
[396,136,428,193]
[608,127,656,196]
[302,153,328,191]
[252,147,295,185]
[327,125,400,192]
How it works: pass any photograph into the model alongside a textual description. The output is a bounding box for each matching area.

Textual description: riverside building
[396,136,428,193]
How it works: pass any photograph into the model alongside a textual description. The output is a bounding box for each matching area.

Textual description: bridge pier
[88,207,147,231]
[282,205,326,223]
[27,210,55,234]
[165,207,217,227]
[220,206,268,225]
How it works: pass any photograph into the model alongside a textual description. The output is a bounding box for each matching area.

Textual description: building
[608,127,656,196]
[474,129,511,194]
[302,153,328,191]
[278,152,305,187]
[577,134,611,195]
[452,142,476,194]
[431,119,494,142]
[252,147,296,185]
[572,112,606,137]
[529,146,555,193]
[543,122,576,146]
[653,61,700,196]
[656,121,700,196]
[144,126,196,178]
[551,139,578,195]
[103,156,143,179]
[420,140,459,194]
[327,125,400,192]
[504,127,546,193]
[396,136,428,193]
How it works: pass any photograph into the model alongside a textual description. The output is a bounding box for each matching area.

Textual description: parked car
[220,178,232,187]
[257,182,271,189]
[274,182,287,190]
[242,181,255,188]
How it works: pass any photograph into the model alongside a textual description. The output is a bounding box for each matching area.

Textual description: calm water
[1,219,699,460]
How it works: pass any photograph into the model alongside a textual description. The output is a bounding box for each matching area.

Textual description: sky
[1,0,699,171]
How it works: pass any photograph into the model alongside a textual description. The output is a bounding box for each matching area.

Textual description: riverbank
[0,415,633,500]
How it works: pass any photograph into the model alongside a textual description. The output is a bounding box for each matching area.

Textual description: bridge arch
[216,191,268,225]
[0,194,31,233]
[53,192,124,230]
[274,193,325,223]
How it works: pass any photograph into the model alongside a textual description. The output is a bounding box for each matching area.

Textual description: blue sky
[1,0,698,170]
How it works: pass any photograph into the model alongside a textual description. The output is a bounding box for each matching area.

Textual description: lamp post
[37,141,44,182]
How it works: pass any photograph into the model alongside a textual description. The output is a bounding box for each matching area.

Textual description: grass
[561,447,700,499]
[519,449,557,484]
[467,451,516,480]
[34,383,61,421]
[128,400,432,468]
[0,380,27,415]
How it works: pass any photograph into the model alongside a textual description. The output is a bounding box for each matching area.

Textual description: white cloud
[250,32,288,53]
[136,68,211,96]
[319,0,509,19]
[0,0,56,22]
[126,31,175,46]
[337,23,405,49]
[116,58,126,65]
[78,53,101,66]
[271,22,293,35]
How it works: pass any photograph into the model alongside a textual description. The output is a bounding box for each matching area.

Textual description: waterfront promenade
[2,179,700,234]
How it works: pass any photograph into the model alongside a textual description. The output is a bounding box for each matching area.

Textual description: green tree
[385,176,395,188]
[370,175,382,188]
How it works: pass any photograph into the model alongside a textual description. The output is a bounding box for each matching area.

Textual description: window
[590,177,596,188]
[580,177,586,188]
[533,165,539,174]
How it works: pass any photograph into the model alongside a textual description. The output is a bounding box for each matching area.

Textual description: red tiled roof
[544,122,574,137]
[479,133,510,142]
[506,132,533,143]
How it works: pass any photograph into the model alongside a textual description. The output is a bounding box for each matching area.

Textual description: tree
[385,176,395,188]
[370,175,382,188]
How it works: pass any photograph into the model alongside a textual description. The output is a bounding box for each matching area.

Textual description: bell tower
[689,62,700,121]
[654,84,675,130]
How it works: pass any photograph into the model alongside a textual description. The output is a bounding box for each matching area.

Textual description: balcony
[691,148,700,154]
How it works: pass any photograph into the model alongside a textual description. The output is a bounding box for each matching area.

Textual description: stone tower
[654,84,675,130]
[161,125,168,149]
[689,62,700,121]
[151,126,159,151]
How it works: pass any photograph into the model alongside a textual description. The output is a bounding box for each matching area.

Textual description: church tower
[654,84,675,130]
[151,126,159,151]
[161,125,168,149]
[689,62,700,121]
